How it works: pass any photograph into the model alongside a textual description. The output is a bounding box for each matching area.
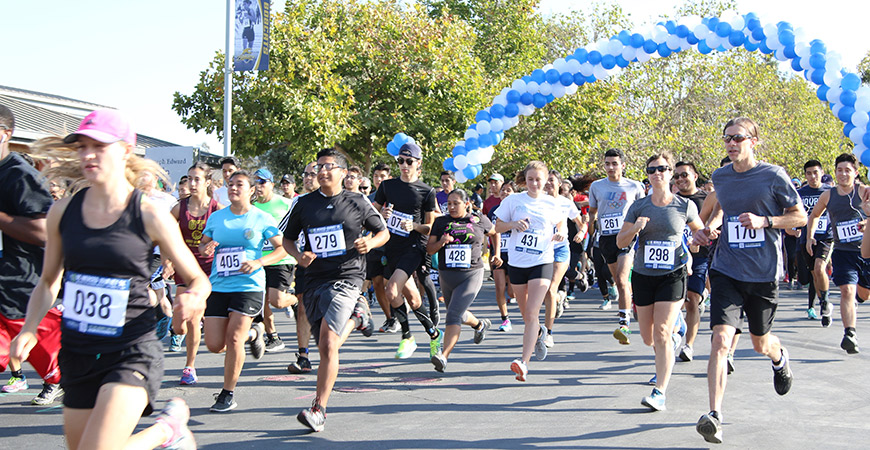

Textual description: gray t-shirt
[710,162,801,283]
[625,195,698,276]
[588,177,645,236]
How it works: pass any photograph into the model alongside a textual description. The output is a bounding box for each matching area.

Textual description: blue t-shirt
[203,207,280,292]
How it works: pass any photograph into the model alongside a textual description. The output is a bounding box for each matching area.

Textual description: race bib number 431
[727,216,765,248]
[62,272,130,337]
[515,230,546,255]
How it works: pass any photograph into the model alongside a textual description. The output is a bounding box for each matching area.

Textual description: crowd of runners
[0,105,866,447]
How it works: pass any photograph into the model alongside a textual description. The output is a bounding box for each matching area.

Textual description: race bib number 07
[62,272,130,337]
[727,216,765,248]
[386,210,413,237]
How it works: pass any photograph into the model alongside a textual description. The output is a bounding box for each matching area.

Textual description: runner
[806,153,865,353]
[482,173,504,216]
[284,148,386,432]
[436,171,455,214]
[373,143,441,360]
[564,178,590,303]
[795,160,832,320]
[693,117,801,444]
[169,162,222,385]
[617,152,702,411]
[494,161,565,381]
[199,169,288,412]
[0,112,64,405]
[10,109,204,449]
[344,166,363,194]
[212,157,239,207]
[488,181,517,332]
[286,162,317,374]
[367,162,394,333]
[588,148,645,344]
[279,174,297,199]
[427,189,497,371]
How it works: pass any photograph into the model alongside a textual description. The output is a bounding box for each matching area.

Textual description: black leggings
[592,245,613,296]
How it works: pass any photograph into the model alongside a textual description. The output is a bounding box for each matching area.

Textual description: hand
[513,218,530,232]
[634,216,650,232]
[201,240,219,257]
[240,259,263,274]
[693,227,714,246]
[9,331,38,363]
[400,220,414,232]
[738,212,765,229]
[354,237,372,254]
[381,205,393,220]
[572,233,583,244]
[552,232,567,242]
[174,290,205,322]
[162,261,175,280]
[439,234,455,247]
[862,189,870,216]
[490,254,503,268]
[860,220,866,233]
[806,238,815,255]
[298,251,317,268]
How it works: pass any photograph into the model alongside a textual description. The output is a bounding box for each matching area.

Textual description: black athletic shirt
[0,153,53,319]
[677,190,709,259]
[796,184,832,243]
[285,189,386,291]
[373,178,437,253]
[431,212,493,271]
[60,188,156,353]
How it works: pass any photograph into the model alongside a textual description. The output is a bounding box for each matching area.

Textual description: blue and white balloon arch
[387,11,870,183]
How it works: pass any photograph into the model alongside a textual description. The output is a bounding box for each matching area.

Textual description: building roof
[0,85,108,110]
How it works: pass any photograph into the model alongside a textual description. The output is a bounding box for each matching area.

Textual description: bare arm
[0,212,47,247]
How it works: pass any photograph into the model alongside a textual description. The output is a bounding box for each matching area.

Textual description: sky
[1,0,867,155]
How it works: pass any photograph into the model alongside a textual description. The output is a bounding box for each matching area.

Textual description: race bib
[499,233,509,253]
[445,244,472,268]
[644,240,677,270]
[515,230,546,255]
[727,216,765,248]
[62,272,130,337]
[682,226,692,244]
[837,219,862,243]
[309,224,347,257]
[429,269,440,287]
[599,212,623,236]
[814,215,829,235]
[215,246,246,276]
[262,240,274,252]
[386,210,413,237]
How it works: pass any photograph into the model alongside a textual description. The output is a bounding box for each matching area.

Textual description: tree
[859,50,870,85]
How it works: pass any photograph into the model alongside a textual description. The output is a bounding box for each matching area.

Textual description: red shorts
[0,308,63,384]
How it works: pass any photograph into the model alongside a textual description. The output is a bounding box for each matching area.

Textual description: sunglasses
[255,178,270,185]
[722,134,753,143]
[646,165,671,174]
[360,185,371,191]
[674,172,691,179]
[396,157,416,166]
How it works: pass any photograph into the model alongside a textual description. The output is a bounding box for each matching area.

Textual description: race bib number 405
[599,212,623,236]
[62,272,130,337]
[309,224,347,257]
[215,246,246,276]
[727,216,765,248]
[644,240,677,270]
[837,219,862,243]
[386,210,413,237]
[445,244,472,268]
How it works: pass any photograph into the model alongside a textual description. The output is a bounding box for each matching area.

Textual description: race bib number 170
[727,216,765,249]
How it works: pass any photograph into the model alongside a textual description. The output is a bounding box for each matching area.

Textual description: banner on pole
[233,0,270,71]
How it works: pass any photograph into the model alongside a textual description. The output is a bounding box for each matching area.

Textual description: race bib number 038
[215,246,246,276]
[727,216,765,248]
[386,210,413,237]
[62,272,130,337]
[600,212,623,236]
[644,240,677,270]
[445,244,472,268]
[837,219,862,243]
[309,224,347,258]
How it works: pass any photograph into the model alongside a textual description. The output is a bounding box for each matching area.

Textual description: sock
[412,307,438,338]
[772,348,785,369]
[501,315,509,322]
[652,387,663,396]
[298,348,309,357]
[220,388,234,398]
[547,328,552,335]
[267,333,278,339]
[11,369,23,379]
[618,309,630,326]
[392,304,411,339]
[710,410,721,421]
[846,327,857,336]
[858,296,867,304]
[473,321,483,330]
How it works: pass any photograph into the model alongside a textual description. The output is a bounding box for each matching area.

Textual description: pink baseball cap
[64,109,136,146]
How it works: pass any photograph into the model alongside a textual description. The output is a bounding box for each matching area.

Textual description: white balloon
[855,94,870,113]
[476,120,491,135]
[729,15,745,30]
[455,172,468,184]
[464,129,479,140]
[526,81,540,94]
[824,72,842,90]
[553,58,568,72]
[480,147,494,164]
[466,149,481,165]
[832,103,843,117]
[774,48,788,61]
[796,42,811,59]
[592,64,609,80]
[794,27,807,44]
[552,84,567,98]
[825,60,842,76]
[565,84,579,95]
[636,51,652,63]
[721,41,734,51]
[580,62,594,77]
[500,87,511,95]
[693,24,709,39]
[707,35,721,49]
[490,118,504,132]
[520,105,535,116]
[622,45,637,62]
[538,82,553,96]
[608,39,624,56]
[595,39,610,53]
[542,63,554,71]
[493,95,508,106]
[800,57,812,71]
[826,86,842,104]
[763,23,778,39]
[853,111,870,129]
[849,127,865,145]
[511,79,526,91]
[680,38,692,51]
[854,144,868,158]
[767,37,783,51]
[653,28,668,44]
[453,155,468,170]
[566,58,582,74]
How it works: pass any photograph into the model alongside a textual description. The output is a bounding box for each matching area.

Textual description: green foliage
[859,51,870,85]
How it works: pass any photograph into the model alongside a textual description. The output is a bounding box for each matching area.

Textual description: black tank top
[826,184,864,251]
[59,188,156,353]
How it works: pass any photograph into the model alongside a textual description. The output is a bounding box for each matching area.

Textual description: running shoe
[180,367,198,386]
[648,374,657,385]
[578,275,589,293]
[507,297,517,304]
[535,325,549,360]
[431,352,447,373]
[679,345,694,362]
[156,316,171,341]
[806,308,818,320]
[498,318,513,332]
[641,388,666,411]
[297,402,326,432]
[473,318,491,344]
[555,296,564,318]
[613,325,631,345]
[395,337,417,359]
[841,330,860,354]
[697,412,723,444]
[543,332,554,348]
[820,299,833,328]
[265,334,286,352]
[31,383,63,406]
[156,397,196,449]
[510,358,528,382]
[698,299,706,316]
[726,352,735,375]
[352,296,374,337]
[209,391,237,413]
[562,296,571,311]
[598,299,612,310]
[249,322,265,359]
[565,290,575,301]
[675,313,687,337]
[607,283,619,303]
[169,334,185,352]
[429,331,443,358]
[285,305,295,319]
[379,317,399,333]
[1,376,27,393]
[671,332,681,357]
[287,353,313,374]
[772,347,793,395]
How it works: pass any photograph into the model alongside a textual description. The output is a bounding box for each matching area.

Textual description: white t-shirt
[553,195,580,249]
[214,186,230,207]
[494,192,563,268]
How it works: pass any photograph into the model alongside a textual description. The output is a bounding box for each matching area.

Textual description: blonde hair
[514,160,548,186]
[645,151,675,169]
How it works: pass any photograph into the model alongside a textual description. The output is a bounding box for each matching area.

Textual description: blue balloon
[841,90,858,107]
[630,33,645,48]
[586,74,597,83]
[838,106,855,123]
[601,54,616,69]
[490,104,505,119]
[573,48,589,63]
[642,40,658,54]
[744,40,759,52]
[783,45,797,59]
[729,30,745,47]
[809,53,826,69]
[664,21,676,34]
[747,18,761,31]
[545,94,555,103]
[810,39,826,55]
[778,30,795,47]
[520,92,533,106]
[844,123,856,137]
[759,41,773,54]
[521,75,533,83]
[504,103,519,118]
[393,133,410,146]
[545,69,561,84]
[811,68,826,85]
[658,43,672,57]
[717,45,727,53]
[697,40,712,54]
[777,21,793,32]
[506,89,522,104]
[716,22,732,37]
[617,30,631,45]
[676,25,690,38]
[790,57,803,72]
[842,73,862,91]
[478,133,493,148]
[573,73,586,85]
[531,69,546,84]
[533,93,546,109]
[452,145,467,157]
[465,137,479,151]
[560,72,574,86]
[588,51,602,65]
[475,110,491,122]
[615,55,630,67]
[462,164,481,180]
[751,27,765,41]
[687,34,699,45]
[707,17,720,29]
[865,131,870,149]
[387,141,399,156]
[862,147,870,167]
[443,157,456,172]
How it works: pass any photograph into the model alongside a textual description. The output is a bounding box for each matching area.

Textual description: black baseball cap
[398,142,422,159]
[280,174,295,184]
[220,156,240,167]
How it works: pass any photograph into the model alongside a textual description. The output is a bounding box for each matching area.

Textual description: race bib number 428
[62,272,130,337]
